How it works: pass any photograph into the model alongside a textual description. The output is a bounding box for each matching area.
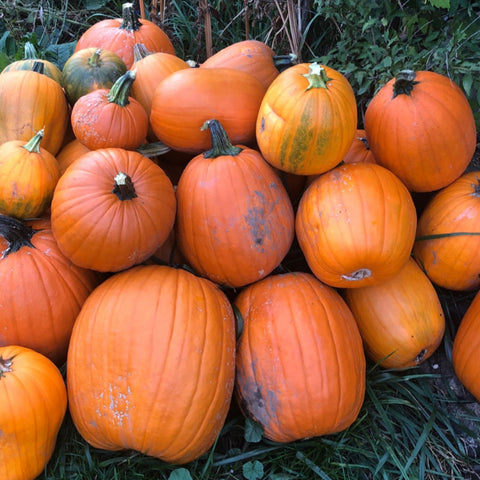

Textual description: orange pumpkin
[296,162,417,288]
[56,138,91,176]
[364,70,476,192]
[67,264,236,464]
[74,2,175,69]
[413,171,480,291]
[0,346,67,480]
[343,129,377,164]
[235,271,366,443]
[150,67,266,154]
[0,69,69,156]
[452,289,480,402]
[175,119,294,287]
[0,129,60,219]
[71,69,148,150]
[256,62,357,175]
[343,257,445,369]
[50,148,176,272]
[0,215,99,365]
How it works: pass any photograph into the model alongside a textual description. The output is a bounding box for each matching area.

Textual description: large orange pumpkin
[296,162,417,288]
[74,2,175,69]
[67,264,236,464]
[255,62,357,175]
[0,215,99,365]
[452,290,480,402]
[51,148,176,272]
[343,257,445,369]
[364,70,476,192]
[150,67,266,154]
[413,171,480,291]
[0,346,67,480]
[175,119,294,288]
[235,271,366,443]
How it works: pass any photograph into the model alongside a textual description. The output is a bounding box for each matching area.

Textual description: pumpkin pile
[0,3,479,478]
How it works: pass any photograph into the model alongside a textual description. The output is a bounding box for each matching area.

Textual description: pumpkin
[364,69,476,192]
[235,271,366,443]
[200,39,281,90]
[2,41,63,85]
[343,257,445,369]
[343,129,377,164]
[175,119,294,288]
[413,171,480,291]
[56,138,91,176]
[0,346,67,480]
[150,66,266,154]
[67,264,236,464]
[74,2,175,69]
[452,289,480,402]
[256,62,357,175]
[0,68,69,156]
[296,162,417,288]
[50,147,176,272]
[0,129,60,219]
[130,43,191,140]
[0,215,99,365]
[71,69,148,150]
[61,47,127,105]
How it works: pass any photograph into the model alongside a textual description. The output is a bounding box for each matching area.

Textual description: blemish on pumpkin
[259,117,265,133]
[414,348,427,364]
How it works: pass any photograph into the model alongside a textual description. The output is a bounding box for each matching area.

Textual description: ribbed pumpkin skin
[255,62,357,175]
[343,257,445,369]
[0,216,99,365]
[235,272,366,443]
[296,162,417,288]
[343,129,377,164]
[452,290,480,402]
[201,39,279,90]
[51,148,176,272]
[2,58,63,84]
[67,265,236,464]
[150,67,266,154]
[0,70,69,155]
[364,70,476,192]
[413,171,480,291]
[0,346,67,480]
[56,139,91,176]
[176,142,294,288]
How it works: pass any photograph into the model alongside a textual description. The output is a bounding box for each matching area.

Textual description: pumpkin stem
[133,43,152,63]
[88,48,103,68]
[22,128,45,154]
[303,62,332,91]
[107,69,136,106]
[0,356,14,378]
[120,2,141,32]
[273,53,297,71]
[341,268,372,281]
[112,172,138,200]
[24,41,38,59]
[0,215,36,258]
[393,70,419,98]
[201,119,243,158]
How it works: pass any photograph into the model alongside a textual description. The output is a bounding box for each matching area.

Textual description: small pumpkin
[74,2,175,69]
[296,162,417,288]
[0,129,60,219]
[67,264,236,464]
[175,119,294,288]
[50,147,176,272]
[235,271,366,443]
[343,129,377,164]
[256,62,357,175]
[343,257,445,369]
[0,346,67,480]
[0,215,100,365]
[364,69,476,192]
[413,171,480,291]
[62,47,127,105]
[56,138,91,176]
[71,69,148,150]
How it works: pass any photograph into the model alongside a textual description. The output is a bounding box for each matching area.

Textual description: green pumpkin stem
[112,172,138,200]
[273,53,297,70]
[120,2,141,32]
[393,70,419,97]
[133,43,152,63]
[24,41,38,59]
[201,119,243,159]
[88,48,103,68]
[0,356,13,377]
[303,62,332,90]
[107,69,136,106]
[0,215,35,258]
[22,128,45,154]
